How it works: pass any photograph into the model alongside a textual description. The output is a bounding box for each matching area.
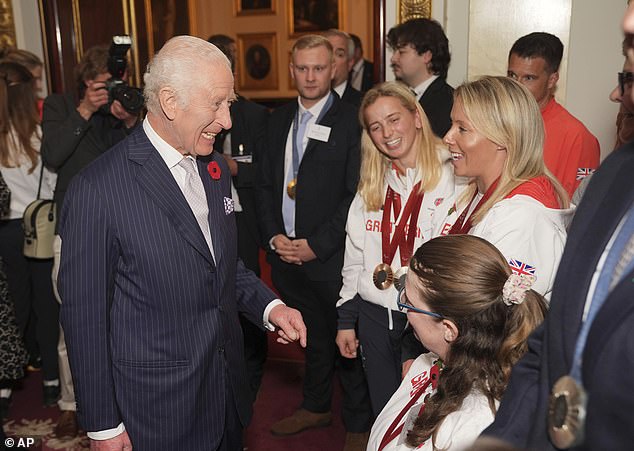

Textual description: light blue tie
[570,206,634,382]
[282,110,312,236]
[296,110,312,161]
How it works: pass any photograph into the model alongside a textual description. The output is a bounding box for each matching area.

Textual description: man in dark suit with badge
[387,18,453,138]
[208,34,270,408]
[58,36,306,451]
[475,5,634,450]
[256,34,372,450]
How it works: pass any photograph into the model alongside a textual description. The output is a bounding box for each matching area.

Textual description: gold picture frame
[237,32,279,91]
[236,0,275,16]
[0,0,17,48]
[398,0,432,23]
[288,0,343,37]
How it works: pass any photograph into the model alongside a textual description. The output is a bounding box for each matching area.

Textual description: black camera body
[106,35,144,114]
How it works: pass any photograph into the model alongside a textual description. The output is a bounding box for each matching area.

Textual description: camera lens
[112,85,144,114]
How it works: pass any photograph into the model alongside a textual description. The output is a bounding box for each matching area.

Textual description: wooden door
[40,0,195,95]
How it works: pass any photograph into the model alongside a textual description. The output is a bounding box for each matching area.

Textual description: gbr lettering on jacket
[365,220,424,240]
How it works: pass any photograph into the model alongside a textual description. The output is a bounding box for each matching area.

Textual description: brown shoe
[343,431,370,451]
[55,410,79,439]
[270,408,332,436]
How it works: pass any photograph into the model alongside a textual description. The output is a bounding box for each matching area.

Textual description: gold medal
[548,375,587,449]
[393,267,408,291]
[287,178,297,200]
[373,263,394,290]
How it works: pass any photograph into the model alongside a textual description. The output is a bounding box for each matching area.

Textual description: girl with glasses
[368,234,547,451]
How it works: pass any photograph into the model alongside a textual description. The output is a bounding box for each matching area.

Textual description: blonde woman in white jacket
[335,82,461,417]
[400,76,574,378]
[434,76,573,298]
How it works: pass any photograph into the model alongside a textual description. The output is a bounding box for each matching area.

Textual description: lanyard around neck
[291,93,333,179]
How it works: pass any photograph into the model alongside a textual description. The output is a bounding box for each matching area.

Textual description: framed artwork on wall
[398,0,432,22]
[235,0,275,16]
[0,1,16,47]
[237,33,279,90]
[149,0,192,54]
[289,0,342,36]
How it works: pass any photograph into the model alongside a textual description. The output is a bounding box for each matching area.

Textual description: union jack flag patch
[576,168,595,180]
[508,259,536,277]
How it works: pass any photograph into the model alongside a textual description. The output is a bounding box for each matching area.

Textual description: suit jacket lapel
[130,129,215,266]
[559,151,634,366]
[303,95,339,158]
[198,155,225,265]
[421,77,442,101]
[276,105,297,189]
[583,264,634,382]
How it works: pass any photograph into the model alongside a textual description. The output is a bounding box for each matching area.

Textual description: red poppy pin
[207,161,221,180]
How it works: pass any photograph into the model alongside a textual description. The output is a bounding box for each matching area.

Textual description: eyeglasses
[618,71,634,96]
[396,286,445,319]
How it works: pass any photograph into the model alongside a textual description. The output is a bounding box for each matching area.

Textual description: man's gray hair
[143,35,231,114]
[323,29,355,60]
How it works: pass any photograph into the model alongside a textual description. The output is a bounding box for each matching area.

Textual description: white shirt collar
[143,117,187,169]
[352,58,364,73]
[333,80,348,99]
[298,92,332,118]
[412,74,439,100]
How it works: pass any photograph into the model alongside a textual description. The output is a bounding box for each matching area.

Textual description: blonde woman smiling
[336,82,462,417]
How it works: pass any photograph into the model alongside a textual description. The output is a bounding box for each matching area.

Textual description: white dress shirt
[412,75,439,101]
[282,93,332,237]
[0,126,56,220]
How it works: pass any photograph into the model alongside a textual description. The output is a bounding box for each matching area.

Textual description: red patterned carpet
[2,337,346,451]
[3,371,89,450]
[2,255,347,450]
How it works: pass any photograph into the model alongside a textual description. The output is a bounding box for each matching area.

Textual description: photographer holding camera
[41,42,140,440]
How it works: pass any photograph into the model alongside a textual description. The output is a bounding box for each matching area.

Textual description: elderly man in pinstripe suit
[58,36,306,451]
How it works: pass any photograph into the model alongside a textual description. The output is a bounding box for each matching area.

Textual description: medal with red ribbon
[447,178,499,235]
[377,361,442,451]
[373,182,424,290]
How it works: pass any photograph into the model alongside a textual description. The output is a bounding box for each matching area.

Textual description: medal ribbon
[377,363,441,451]
[570,207,634,383]
[448,178,500,235]
[381,182,424,267]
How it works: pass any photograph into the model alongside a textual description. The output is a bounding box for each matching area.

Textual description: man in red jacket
[508,32,600,198]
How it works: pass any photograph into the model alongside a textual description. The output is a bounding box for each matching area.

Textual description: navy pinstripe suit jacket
[58,126,275,450]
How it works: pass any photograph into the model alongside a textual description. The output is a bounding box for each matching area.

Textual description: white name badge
[232,155,253,163]
[307,124,331,142]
